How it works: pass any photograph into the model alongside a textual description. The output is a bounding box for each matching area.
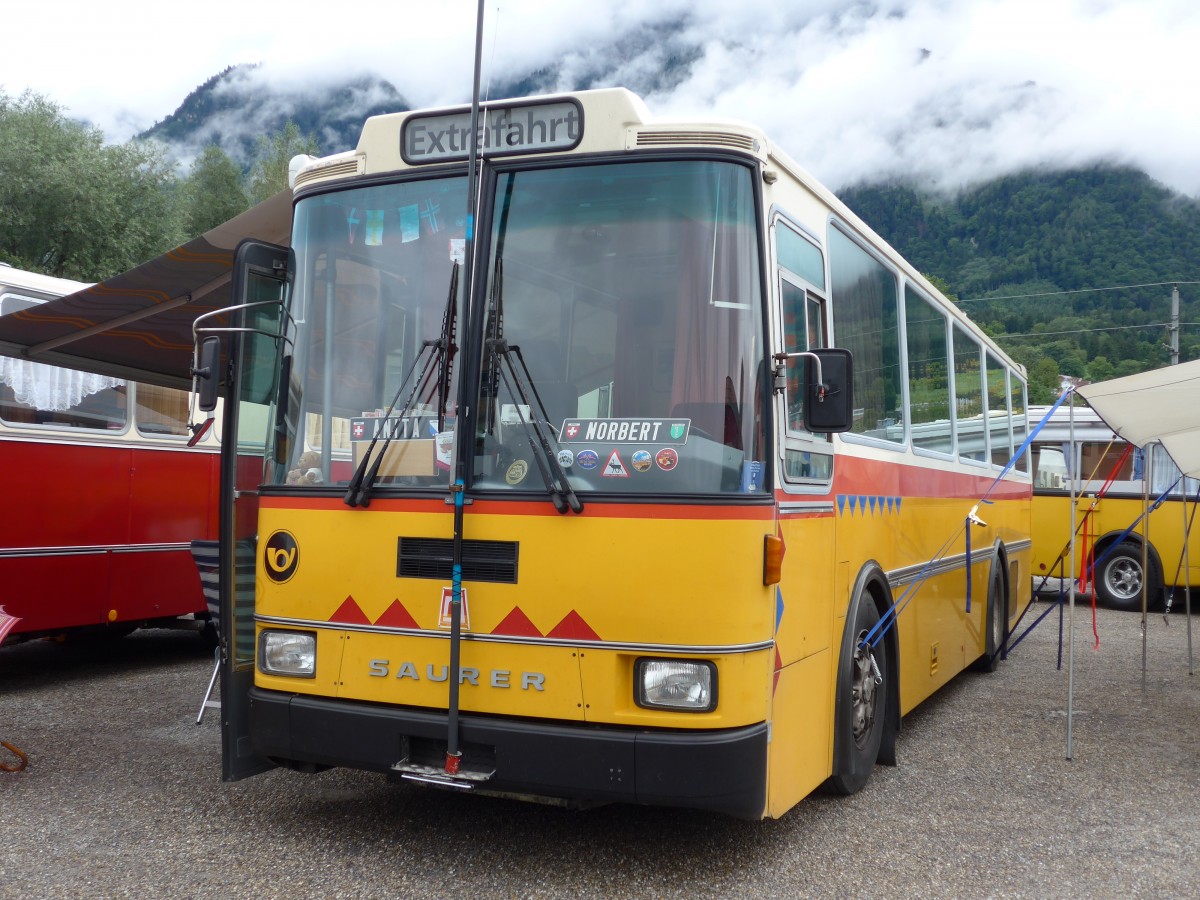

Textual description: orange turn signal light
[763,534,784,586]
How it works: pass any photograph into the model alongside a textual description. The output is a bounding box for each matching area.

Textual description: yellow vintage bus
[204,88,1032,818]
[1030,403,1199,610]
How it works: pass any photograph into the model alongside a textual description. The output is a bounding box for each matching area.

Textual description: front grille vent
[634,129,759,152]
[293,158,363,189]
[397,537,519,584]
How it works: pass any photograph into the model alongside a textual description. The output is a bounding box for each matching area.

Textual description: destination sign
[559,418,691,445]
[402,99,584,164]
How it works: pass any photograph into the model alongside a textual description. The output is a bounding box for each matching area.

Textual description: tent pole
[1185,485,1195,675]
[1141,447,1151,688]
[1066,394,1076,760]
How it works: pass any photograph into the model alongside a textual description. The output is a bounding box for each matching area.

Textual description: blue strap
[861,394,1071,651]
[980,388,1073,507]
[965,518,973,614]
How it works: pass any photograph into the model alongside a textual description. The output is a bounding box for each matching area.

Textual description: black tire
[64,622,137,644]
[974,563,1007,673]
[826,597,887,795]
[199,618,220,649]
[1095,543,1160,612]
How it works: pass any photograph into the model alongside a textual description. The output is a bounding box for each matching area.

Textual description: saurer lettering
[368,660,545,690]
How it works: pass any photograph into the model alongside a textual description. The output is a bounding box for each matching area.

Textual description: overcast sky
[5,0,1198,194]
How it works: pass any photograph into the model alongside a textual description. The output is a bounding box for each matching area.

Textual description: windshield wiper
[484,258,583,515]
[343,262,459,508]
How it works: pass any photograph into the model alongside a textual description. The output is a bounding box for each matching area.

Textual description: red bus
[0,264,220,643]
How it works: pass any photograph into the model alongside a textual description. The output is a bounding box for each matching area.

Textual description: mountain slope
[841,167,1200,388]
[141,64,409,163]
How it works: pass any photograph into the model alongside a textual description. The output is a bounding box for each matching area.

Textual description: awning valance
[0,190,293,390]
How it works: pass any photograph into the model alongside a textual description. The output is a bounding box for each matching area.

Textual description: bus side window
[777,222,832,482]
[135,383,191,437]
[1034,446,1067,489]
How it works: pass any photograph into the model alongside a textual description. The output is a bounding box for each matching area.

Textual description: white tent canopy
[1055,361,1199,759]
[1078,359,1200,477]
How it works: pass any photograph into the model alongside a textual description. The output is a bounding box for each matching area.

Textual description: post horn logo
[264,531,299,583]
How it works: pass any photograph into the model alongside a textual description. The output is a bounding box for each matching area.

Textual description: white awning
[1077,359,1200,478]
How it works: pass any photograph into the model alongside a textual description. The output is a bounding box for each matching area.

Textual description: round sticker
[557,449,575,468]
[505,460,529,485]
[631,450,652,472]
[655,448,679,471]
[576,450,599,470]
[264,530,299,583]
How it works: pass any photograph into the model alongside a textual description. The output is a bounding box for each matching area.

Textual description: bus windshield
[282,158,765,496]
[285,176,469,489]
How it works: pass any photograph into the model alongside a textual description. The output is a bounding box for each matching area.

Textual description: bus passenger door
[219,240,289,782]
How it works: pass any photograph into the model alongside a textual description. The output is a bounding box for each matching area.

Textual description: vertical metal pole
[1183,481,1194,675]
[1170,284,1180,366]
[444,0,487,775]
[1141,446,1151,688]
[1066,394,1075,760]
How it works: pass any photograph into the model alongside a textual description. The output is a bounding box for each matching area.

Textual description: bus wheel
[974,564,1007,673]
[1096,543,1160,611]
[827,598,887,795]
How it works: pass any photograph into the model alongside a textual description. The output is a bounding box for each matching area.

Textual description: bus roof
[0,264,91,299]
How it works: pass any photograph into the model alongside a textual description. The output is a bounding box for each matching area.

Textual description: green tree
[1028,357,1060,404]
[923,272,959,303]
[1086,355,1116,383]
[180,144,249,237]
[0,89,183,279]
[245,121,318,205]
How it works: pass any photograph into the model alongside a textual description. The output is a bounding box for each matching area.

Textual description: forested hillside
[841,167,1200,398]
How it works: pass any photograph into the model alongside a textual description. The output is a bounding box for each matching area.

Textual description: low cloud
[9,0,1198,195]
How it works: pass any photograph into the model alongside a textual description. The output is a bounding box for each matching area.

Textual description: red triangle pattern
[330,595,371,625]
[374,599,420,629]
[491,606,543,637]
[547,610,600,641]
[773,646,783,695]
[327,596,599,640]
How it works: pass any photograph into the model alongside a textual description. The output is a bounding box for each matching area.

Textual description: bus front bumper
[249,688,768,819]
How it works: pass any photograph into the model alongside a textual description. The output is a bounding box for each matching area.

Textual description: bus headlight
[259,630,316,677]
[635,659,717,712]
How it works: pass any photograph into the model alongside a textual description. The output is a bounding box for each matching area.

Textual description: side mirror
[803,348,854,433]
[195,335,222,413]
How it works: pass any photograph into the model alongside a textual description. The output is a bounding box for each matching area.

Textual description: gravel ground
[1,600,1197,899]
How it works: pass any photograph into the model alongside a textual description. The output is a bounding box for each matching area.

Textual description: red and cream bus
[0,264,220,643]
[201,88,1033,818]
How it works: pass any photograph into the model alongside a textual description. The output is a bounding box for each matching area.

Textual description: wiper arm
[489,336,583,515]
[344,262,459,508]
[480,257,580,514]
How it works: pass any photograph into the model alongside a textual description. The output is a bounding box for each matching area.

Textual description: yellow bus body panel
[1033,492,1200,588]
[254,499,777,730]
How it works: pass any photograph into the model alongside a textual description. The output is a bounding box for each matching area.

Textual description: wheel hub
[850,630,878,747]
[1105,559,1142,601]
